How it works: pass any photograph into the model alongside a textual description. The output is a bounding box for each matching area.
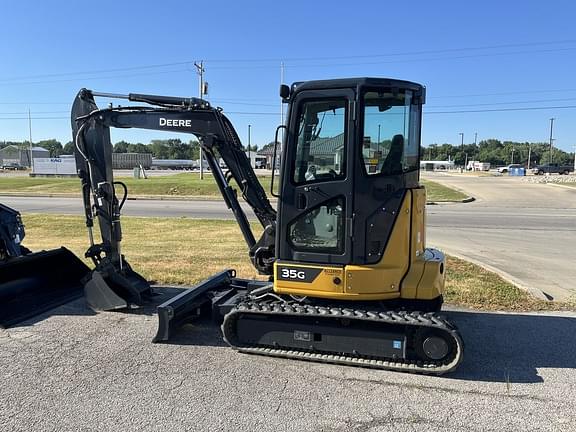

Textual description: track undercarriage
[154,270,463,375]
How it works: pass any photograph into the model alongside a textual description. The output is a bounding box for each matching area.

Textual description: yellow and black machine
[71,77,463,374]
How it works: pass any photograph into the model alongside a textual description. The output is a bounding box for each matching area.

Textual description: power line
[0,68,191,87]
[2,103,576,121]
[1,40,576,85]
[428,97,576,109]
[425,105,576,114]
[429,88,576,99]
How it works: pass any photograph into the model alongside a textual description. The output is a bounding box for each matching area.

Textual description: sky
[1,0,576,153]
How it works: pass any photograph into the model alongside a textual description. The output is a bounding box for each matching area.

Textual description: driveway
[424,173,576,301]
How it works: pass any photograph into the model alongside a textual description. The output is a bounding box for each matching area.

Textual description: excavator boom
[71,89,277,310]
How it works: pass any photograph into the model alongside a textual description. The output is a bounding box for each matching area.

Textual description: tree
[113,141,130,153]
[36,139,63,157]
[63,141,74,155]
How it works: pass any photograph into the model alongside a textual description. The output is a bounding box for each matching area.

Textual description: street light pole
[28,109,34,172]
[459,132,464,169]
[248,124,252,168]
[195,61,205,179]
[549,118,555,165]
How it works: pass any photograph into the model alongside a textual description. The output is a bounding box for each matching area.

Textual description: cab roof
[291,77,425,102]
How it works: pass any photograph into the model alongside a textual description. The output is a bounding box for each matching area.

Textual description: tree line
[423,139,574,167]
[1,137,573,167]
[0,139,258,160]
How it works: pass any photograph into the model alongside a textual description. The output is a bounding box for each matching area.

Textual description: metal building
[0,145,50,167]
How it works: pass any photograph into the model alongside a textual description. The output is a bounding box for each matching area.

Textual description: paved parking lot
[1,290,575,432]
[424,172,576,300]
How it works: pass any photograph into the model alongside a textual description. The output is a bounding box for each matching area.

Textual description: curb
[542,183,576,191]
[2,192,476,205]
[427,196,475,206]
[0,192,279,204]
[441,250,551,302]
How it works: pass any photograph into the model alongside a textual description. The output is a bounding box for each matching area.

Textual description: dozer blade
[153,270,270,343]
[0,247,90,328]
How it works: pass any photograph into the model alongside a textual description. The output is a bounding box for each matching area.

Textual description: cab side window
[293,99,347,184]
[362,91,419,176]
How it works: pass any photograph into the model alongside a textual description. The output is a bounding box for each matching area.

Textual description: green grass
[0,173,272,198]
[421,179,468,202]
[1,174,467,202]
[19,214,571,312]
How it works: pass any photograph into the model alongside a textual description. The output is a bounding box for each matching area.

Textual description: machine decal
[277,266,322,283]
[294,330,312,341]
[159,118,192,127]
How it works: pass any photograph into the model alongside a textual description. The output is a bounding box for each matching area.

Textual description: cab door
[277,89,355,265]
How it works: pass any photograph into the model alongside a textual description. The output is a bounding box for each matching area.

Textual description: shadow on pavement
[445,310,576,383]
[158,307,576,383]
[11,285,576,385]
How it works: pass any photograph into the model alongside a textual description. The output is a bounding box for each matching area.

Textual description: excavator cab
[274,79,440,303]
[71,78,463,374]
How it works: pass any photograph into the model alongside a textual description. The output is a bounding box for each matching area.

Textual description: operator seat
[381,134,404,175]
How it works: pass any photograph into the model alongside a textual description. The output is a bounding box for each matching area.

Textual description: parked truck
[532,163,574,175]
[112,152,152,169]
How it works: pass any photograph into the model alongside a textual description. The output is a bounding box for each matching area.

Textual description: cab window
[362,90,419,176]
[293,99,347,184]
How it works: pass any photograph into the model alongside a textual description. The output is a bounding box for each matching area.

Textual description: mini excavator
[71,78,463,374]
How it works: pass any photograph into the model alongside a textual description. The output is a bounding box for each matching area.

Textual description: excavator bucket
[0,247,90,328]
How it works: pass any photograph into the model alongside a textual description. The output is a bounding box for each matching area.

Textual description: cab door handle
[296,193,307,210]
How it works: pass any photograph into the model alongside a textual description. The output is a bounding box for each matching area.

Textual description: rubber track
[222,300,464,375]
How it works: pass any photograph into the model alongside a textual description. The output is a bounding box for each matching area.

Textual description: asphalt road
[3,175,575,300]
[1,293,575,432]
[423,173,576,301]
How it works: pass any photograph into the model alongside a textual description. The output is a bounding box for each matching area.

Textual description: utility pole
[279,62,285,174]
[527,143,532,170]
[248,124,252,168]
[195,61,205,179]
[377,124,381,153]
[280,62,285,127]
[549,118,555,165]
[28,109,34,172]
[459,132,465,169]
[511,147,515,164]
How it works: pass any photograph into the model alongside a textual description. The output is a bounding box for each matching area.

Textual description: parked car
[531,163,574,175]
[1,162,26,170]
[497,164,523,174]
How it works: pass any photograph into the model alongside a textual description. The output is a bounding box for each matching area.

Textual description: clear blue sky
[1,0,576,152]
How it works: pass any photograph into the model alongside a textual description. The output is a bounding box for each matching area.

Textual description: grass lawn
[0,173,272,198]
[20,214,571,312]
[1,173,467,202]
[420,179,468,202]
